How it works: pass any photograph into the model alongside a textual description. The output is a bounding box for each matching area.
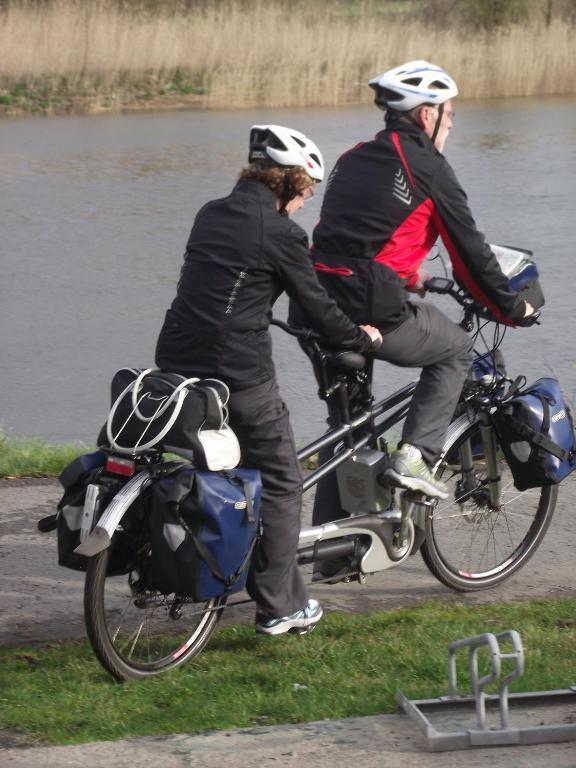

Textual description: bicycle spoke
[421,421,556,589]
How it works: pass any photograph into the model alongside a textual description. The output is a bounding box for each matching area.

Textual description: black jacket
[306,122,525,331]
[155,178,369,389]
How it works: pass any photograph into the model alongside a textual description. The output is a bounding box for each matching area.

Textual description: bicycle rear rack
[396,630,576,751]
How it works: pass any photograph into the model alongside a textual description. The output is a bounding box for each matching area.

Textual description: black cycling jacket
[155,178,369,389]
[307,121,525,331]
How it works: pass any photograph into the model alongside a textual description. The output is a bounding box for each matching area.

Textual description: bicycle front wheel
[420,420,557,591]
[85,540,225,681]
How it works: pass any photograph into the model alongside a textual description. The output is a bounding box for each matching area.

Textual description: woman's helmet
[248,124,325,182]
[369,60,458,112]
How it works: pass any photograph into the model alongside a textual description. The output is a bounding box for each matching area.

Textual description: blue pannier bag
[493,377,575,491]
[150,466,261,601]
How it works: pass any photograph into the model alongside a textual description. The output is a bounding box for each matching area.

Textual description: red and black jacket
[308,121,525,331]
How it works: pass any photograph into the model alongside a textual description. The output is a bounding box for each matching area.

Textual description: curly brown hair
[239,161,314,206]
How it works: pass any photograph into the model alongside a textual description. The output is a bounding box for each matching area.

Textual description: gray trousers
[313,302,473,526]
[229,377,307,618]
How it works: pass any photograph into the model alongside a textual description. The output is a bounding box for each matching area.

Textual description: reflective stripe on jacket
[155,178,369,389]
[310,121,525,331]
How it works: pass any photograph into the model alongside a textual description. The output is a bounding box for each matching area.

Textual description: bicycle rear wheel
[85,534,225,681]
[420,420,557,591]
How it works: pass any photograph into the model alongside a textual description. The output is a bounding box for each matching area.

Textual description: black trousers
[228,377,308,618]
[313,302,473,526]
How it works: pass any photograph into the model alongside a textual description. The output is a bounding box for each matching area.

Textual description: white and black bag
[98,368,240,471]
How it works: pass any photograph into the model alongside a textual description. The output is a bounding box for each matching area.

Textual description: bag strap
[511,394,572,462]
[191,530,258,589]
[131,371,200,422]
[106,372,200,453]
[221,472,256,523]
[175,508,257,590]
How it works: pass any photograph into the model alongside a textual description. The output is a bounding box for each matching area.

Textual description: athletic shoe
[383,444,449,500]
[255,599,323,636]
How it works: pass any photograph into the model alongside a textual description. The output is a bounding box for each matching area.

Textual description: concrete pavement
[3,712,576,768]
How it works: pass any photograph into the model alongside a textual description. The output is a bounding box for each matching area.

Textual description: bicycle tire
[420,420,558,592]
[84,530,225,681]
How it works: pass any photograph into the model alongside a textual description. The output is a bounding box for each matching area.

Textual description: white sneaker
[383,444,449,500]
[255,599,323,636]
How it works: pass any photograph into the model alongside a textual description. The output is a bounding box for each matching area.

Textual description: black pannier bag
[54,451,107,571]
[149,466,262,601]
[98,368,240,471]
[492,377,576,491]
[53,451,144,574]
[476,245,545,321]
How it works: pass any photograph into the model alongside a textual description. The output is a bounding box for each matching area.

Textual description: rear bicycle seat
[298,337,369,399]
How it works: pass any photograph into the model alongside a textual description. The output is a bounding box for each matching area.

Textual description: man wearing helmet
[290,61,533,568]
[155,125,381,635]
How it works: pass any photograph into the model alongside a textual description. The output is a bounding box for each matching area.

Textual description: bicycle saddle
[324,350,366,372]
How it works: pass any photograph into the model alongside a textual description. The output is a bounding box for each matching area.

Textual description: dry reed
[0,0,575,114]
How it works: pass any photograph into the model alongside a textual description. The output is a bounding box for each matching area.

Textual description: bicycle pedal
[289,625,317,636]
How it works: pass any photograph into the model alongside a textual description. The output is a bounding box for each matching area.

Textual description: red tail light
[106,456,136,477]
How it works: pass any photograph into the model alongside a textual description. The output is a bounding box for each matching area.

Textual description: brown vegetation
[0,0,575,115]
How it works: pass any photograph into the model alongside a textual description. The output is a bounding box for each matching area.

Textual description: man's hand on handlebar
[360,324,383,349]
[517,300,541,326]
[405,268,431,298]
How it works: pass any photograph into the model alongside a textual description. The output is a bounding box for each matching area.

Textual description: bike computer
[425,276,454,294]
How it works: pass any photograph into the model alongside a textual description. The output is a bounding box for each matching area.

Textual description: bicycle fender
[434,412,481,472]
[73,470,151,558]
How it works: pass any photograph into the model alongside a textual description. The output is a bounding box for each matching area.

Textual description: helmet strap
[430,102,444,146]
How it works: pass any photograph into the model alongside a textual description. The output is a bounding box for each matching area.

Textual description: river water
[0,98,575,446]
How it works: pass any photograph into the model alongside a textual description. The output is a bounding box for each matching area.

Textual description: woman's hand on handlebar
[360,324,383,349]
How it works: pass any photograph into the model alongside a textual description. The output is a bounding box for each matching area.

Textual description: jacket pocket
[368,261,409,329]
[313,256,369,325]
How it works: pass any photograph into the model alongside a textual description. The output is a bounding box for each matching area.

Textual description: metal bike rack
[396,630,576,751]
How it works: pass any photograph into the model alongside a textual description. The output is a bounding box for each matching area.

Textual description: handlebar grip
[516,311,541,327]
[270,318,321,340]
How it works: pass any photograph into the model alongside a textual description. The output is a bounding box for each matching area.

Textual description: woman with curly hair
[155,125,381,636]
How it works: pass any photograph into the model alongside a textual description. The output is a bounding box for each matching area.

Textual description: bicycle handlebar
[272,277,540,348]
[270,318,321,340]
[423,276,541,327]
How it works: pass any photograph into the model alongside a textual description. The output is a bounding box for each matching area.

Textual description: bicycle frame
[298,379,417,492]
[286,312,510,580]
[77,310,511,578]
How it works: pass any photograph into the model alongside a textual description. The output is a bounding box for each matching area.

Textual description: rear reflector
[106,456,136,477]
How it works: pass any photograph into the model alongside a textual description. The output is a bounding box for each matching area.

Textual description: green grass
[0,599,574,747]
[0,427,88,478]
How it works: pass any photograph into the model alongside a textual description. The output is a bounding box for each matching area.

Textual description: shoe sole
[255,608,324,636]
[383,468,449,500]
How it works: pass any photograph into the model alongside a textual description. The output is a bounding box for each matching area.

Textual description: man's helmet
[369,60,458,112]
[248,124,325,182]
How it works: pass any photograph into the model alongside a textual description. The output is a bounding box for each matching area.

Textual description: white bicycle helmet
[248,124,325,182]
[369,60,458,112]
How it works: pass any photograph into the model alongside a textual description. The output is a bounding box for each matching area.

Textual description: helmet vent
[380,87,403,102]
[403,77,423,86]
[292,136,306,148]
